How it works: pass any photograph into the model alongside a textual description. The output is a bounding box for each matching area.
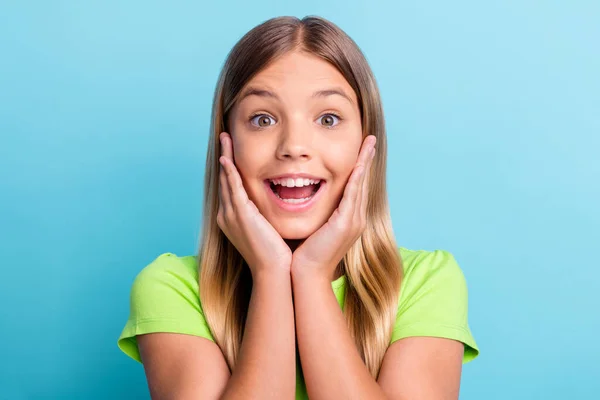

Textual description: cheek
[323,123,363,173]
[226,136,253,185]
[231,153,259,190]
[229,135,265,174]
[324,143,360,178]
[229,140,272,200]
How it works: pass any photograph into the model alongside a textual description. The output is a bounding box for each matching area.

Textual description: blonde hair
[197,15,403,378]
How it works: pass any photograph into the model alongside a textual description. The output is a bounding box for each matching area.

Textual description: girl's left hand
[291,135,377,283]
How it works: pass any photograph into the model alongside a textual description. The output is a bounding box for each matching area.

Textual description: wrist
[291,266,330,288]
[252,268,291,287]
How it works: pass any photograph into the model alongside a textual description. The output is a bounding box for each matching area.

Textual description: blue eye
[318,113,340,128]
[250,114,275,127]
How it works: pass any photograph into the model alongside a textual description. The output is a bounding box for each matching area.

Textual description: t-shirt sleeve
[390,249,480,363]
[117,253,215,363]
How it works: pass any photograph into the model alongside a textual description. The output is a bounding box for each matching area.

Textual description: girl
[118,15,480,400]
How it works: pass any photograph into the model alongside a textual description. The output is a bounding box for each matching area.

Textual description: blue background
[1,1,598,399]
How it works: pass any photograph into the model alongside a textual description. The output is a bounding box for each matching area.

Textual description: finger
[355,148,372,218]
[218,134,232,212]
[346,136,376,216]
[360,146,375,219]
[220,133,250,209]
[355,155,368,218]
[220,131,233,161]
[358,135,376,165]
[339,162,365,217]
[219,159,231,214]
[355,138,374,212]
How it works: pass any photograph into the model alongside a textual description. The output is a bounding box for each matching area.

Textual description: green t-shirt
[118,247,480,399]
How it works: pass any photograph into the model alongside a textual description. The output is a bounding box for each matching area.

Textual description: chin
[272,219,321,240]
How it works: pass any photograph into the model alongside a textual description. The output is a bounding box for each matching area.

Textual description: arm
[138,271,296,400]
[377,336,463,399]
[220,271,296,399]
[288,138,468,398]
[292,274,388,400]
[292,275,464,400]
[290,136,385,398]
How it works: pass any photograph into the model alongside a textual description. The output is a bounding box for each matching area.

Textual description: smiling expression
[227,50,364,240]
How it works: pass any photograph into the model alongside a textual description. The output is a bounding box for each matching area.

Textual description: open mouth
[268,180,322,204]
[263,177,325,208]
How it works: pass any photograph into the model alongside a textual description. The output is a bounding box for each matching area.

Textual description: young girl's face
[228,50,363,240]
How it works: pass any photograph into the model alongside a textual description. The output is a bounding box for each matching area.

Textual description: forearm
[292,274,388,400]
[221,271,296,400]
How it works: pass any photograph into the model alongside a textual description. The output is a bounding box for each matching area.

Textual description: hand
[217,132,293,277]
[290,135,377,282]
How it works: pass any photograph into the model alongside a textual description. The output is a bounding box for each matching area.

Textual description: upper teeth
[270,178,321,187]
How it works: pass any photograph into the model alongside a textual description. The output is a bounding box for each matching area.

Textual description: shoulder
[398,247,467,299]
[394,247,479,362]
[135,252,199,283]
[118,252,214,363]
[128,252,204,318]
[399,247,462,274]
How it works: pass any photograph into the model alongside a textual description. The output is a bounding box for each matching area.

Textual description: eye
[317,113,341,128]
[250,114,276,127]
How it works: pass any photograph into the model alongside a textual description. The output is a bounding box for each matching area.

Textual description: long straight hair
[197,15,403,378]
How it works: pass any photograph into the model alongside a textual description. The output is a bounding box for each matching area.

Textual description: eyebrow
[239,86,355,106]
[313,88,355,106]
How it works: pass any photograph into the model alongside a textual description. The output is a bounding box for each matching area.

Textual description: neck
[284,239,305,252]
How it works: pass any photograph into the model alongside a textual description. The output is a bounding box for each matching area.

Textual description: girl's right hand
[216,132,293,277]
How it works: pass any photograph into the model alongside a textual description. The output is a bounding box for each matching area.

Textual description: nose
[275,117,313,161]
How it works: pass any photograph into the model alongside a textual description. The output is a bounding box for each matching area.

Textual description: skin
[227,50,365,251]
[137,50,464,400]
[223,50,464,399]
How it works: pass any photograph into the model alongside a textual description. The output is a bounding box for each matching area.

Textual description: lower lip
[264,181,326,212]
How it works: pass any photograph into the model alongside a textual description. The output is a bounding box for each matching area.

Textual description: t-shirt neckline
[331,274,346,290]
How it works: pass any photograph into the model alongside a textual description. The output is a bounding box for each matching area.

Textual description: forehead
[242,51,357,103]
